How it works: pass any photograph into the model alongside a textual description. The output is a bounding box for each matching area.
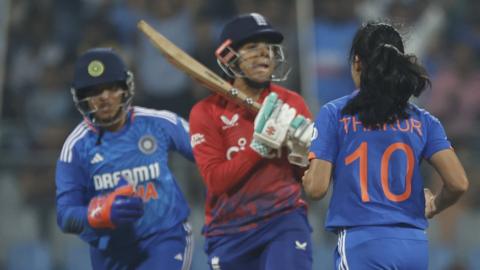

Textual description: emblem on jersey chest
[226,137,247,160]
[90,153,104,164]
[220,113,239,130]
[138,135,157,154]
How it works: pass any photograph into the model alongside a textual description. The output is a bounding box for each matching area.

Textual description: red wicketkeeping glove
[87,184,144,229]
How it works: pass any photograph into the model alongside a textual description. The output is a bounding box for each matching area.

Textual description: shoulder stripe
[134,106,177,125]
[60,123,89,163]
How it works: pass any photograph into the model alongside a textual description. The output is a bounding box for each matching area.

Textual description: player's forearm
[428,149,469,217]
[57,206,88,234]
[302,159,332,200]
[432,183,467,216]
[200,148,263,196]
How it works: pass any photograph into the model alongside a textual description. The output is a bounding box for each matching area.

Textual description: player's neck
[104,115,127,132]
[233,78,268,102]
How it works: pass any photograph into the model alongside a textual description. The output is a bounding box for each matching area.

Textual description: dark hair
[341,22,431,128]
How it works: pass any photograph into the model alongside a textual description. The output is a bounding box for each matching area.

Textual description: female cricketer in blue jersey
[55,48,194,269]
[303,22,469,269]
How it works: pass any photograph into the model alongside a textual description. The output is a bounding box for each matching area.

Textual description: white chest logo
[221,114,239,130]
[226,137,247,160]
[90,153,104,164]
[138,135,157,154]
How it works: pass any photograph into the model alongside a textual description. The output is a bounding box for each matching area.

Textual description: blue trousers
[334,225,428,270]
[205,209,313,270]
[90,222,193,270]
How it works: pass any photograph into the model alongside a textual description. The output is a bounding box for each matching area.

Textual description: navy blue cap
[219,13,283,48]
[72,48,128,90]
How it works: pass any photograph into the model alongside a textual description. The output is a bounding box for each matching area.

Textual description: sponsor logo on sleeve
[191,133,206,148]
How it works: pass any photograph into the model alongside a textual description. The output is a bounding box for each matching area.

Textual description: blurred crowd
[0,0,479,269]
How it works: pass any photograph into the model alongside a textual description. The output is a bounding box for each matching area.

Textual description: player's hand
[286,115,314,167]
[87,180,144,229]
[252,92,296,149]
[424,188,437,219]
[301,168,310,185]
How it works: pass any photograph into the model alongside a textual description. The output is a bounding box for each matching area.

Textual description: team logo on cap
[251,13,267,26]
[138,135,157,155]
[88,60,105,77]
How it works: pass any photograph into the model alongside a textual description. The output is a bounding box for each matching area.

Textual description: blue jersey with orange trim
[55,106,193,248]
[310,93,451,231]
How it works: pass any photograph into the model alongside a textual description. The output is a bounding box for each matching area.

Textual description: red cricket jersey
[189,84,312,236]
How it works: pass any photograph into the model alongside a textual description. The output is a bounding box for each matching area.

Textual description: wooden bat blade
[137,20,261,111]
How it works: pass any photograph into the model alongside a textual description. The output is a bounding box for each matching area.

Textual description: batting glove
[252,92,297,149]
[286,115,314,167]
[87,179,144,229]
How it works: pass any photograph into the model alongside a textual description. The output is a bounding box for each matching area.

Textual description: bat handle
[229,87,260,112]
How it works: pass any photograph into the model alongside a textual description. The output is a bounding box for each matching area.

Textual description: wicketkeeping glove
[252,92,297,150]
[87,179,144,229]
[286,115,314,167]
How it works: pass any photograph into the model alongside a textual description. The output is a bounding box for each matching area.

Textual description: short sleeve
[423,114,451,159]
[162,112,195,162]
[309,103,339,163]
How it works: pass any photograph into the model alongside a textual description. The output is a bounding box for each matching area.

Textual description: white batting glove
[250,92,277,157]
[250,139,277,158]
[286,115,314,167]
[252,92,297,149]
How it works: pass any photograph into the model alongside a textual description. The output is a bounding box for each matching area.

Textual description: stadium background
[0,0,478,269]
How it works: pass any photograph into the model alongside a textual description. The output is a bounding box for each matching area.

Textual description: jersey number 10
[345,142,414,202]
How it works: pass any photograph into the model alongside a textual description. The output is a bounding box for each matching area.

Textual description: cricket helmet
[71,48,134,127]
[219,13,283,49]
[216,13,289,81]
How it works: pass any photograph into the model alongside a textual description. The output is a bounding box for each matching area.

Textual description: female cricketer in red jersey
[189,13,314,270]
[303,22,469,270]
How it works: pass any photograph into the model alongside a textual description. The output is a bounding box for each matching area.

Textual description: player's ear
[353,55,362,72]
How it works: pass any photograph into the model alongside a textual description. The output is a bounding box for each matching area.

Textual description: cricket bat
[137,20,261,111]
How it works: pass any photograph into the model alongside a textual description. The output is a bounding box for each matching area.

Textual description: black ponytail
[342,22,431,128]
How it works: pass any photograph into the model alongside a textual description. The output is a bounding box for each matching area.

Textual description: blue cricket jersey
[310,93,451,231]
[55,106,194,248]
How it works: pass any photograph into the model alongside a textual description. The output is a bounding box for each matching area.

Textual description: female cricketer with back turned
[303,22,469,269]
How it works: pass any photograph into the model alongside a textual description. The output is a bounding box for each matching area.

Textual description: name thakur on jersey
[93,162,160,191]
[339,116,423,136]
